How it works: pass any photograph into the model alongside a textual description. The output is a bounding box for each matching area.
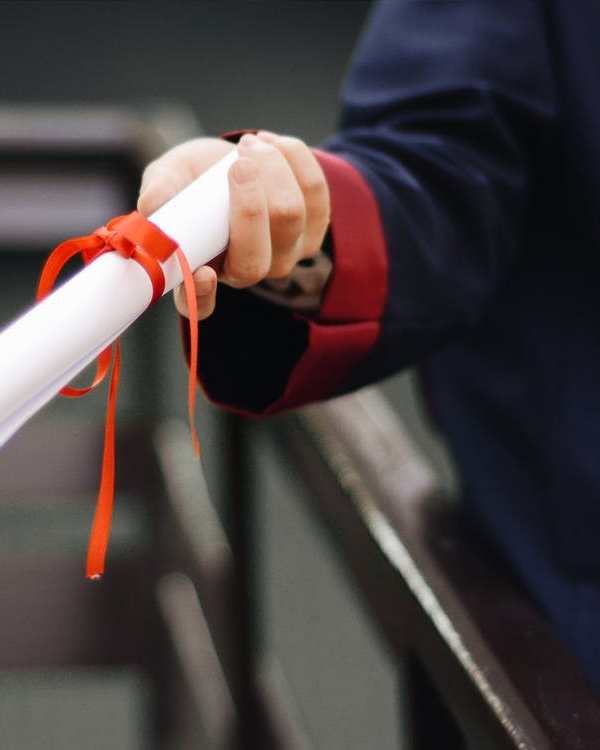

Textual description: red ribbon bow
[37,210,200,579]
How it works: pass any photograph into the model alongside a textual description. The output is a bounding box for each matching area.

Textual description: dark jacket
[197,0,600,689]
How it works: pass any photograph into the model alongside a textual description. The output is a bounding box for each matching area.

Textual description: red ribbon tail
[86,341,120,580]
[36,212,197,579]
[175,247,200,459]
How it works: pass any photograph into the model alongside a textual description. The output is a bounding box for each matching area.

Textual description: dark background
[0,1,371,144]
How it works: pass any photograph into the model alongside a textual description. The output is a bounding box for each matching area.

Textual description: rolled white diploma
[0,148,238,448]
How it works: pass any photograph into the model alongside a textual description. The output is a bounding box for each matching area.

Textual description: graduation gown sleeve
[191,0,556,416]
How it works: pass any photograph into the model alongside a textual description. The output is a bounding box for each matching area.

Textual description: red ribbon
[37,211,200,579]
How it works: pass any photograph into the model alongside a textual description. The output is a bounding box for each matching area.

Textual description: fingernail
[231,157,257,184]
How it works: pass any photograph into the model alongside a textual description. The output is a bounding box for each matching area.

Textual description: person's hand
[137,131,330,320]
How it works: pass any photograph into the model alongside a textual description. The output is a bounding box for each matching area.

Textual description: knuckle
[228,257,269,287]
[234,188,264,220]
[271,196,305,228]
[278,135,306,154]
[239,200,264,221]
[238,133,257,148]
[304,172,327,199]
[239,133,275,156]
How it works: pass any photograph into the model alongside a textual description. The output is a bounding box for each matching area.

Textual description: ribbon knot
[92,226,120,252]
[37,210,200,580]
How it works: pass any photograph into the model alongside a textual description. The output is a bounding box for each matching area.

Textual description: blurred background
[0,3,457,748]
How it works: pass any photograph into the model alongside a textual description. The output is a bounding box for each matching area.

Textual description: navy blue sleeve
[325,0,557,391]
[195,0,558,415]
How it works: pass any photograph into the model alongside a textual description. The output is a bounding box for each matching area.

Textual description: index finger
[138,138,235,216]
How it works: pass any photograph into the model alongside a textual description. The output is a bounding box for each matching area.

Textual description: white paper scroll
[0,148,238,447]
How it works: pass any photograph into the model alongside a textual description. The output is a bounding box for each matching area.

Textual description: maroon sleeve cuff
[313,149,389,323]
[191,147,390,416]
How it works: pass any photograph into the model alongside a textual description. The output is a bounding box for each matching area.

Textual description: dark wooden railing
[255,388,600,749]
[148,385,600,748]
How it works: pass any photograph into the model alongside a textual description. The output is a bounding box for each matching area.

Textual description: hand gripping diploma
[137,131,331,319]
[0,131,330,578]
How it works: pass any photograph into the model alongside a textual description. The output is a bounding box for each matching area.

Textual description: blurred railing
[245,389,600,748]
[152,385,600,748]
